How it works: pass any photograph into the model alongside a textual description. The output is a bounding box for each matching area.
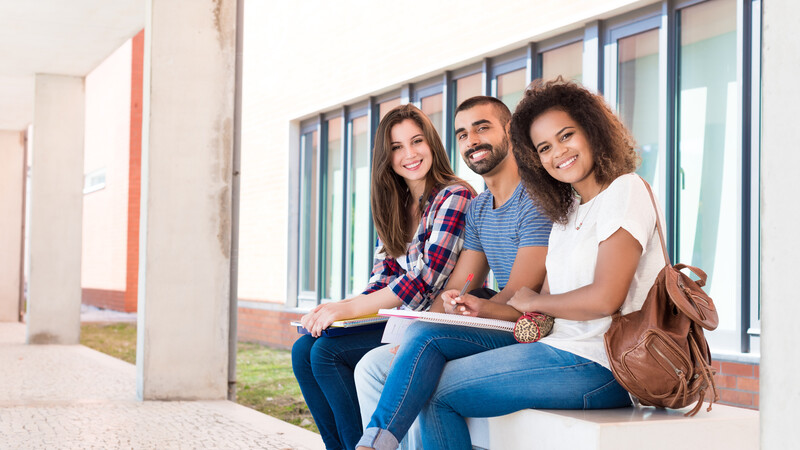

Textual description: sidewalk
[0,321,324,449]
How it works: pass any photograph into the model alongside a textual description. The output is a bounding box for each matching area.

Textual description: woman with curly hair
[292,104,475,450]
[357,80,667,450]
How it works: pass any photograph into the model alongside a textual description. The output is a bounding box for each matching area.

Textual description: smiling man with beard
[353,96,553,450]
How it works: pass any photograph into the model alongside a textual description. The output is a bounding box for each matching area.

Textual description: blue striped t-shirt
[464,181,552,289]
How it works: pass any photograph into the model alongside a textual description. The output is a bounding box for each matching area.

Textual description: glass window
[299,130,318,294]
[321,117,344,300]
[453,73,485,192]
[617,29,661,190]
[421,93,444,138]
[677,0,738,349]
[347,116,371,295]
[379,98,402,120]
[497,68,526,111]
[541,41,583,83]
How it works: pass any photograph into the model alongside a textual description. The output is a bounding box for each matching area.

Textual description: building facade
[75,0,763,409]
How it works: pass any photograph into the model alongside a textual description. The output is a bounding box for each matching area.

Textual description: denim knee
[291,335,315,375]
[404,320,437,345]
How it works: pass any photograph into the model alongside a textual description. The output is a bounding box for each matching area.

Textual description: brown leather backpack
[604,178,720,416]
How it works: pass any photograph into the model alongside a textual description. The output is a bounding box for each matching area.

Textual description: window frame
[288,0,762,358]
[297,118,322,309]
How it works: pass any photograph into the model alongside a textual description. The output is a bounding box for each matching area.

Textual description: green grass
[79,323,317,433]
[80,322,137,364]
[235,342,317,432]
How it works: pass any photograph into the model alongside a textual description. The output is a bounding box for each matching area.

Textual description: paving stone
[0,323,323,449]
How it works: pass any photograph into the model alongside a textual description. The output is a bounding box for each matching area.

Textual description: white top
[538,174,666,369]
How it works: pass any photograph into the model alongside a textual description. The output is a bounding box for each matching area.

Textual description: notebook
[290,314,389,337]
[377,309,515,333]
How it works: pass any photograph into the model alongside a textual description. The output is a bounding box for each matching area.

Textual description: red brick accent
[720,361,754,377]
[82,288,126,311]
[718,389,754,408]
[237,305,305,350]
[709,358,760,410]
[737,376,759,392]
[714,374,737,389]
[124,29,144,313]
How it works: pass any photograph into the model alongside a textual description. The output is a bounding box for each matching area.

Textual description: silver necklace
[574,199,597,230]
[574,185,605,230]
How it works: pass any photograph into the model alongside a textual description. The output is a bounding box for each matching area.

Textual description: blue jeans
[354,344,422,450]
[292,328,385,450]
[357,321,517,449]
[357,321,631,450]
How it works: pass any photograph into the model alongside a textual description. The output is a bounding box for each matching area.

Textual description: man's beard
[463,136,509,175]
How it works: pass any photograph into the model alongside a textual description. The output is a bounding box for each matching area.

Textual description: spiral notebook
[377,309,514,332]
[290,314,388,337]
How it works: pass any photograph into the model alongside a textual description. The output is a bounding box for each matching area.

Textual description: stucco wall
[82,39,132,292]
[238,0,658,303]
[0,130,24,321]
[760,0,800,446]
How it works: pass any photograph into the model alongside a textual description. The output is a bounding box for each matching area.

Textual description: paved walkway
[0,321,324,449]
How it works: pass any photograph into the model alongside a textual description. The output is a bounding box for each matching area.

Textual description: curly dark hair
[509,78,639,224]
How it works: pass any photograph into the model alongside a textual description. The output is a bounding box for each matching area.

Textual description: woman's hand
[440,289,463,315]
[507,286,539,313]
[450,293,489,317]
[300,302,353,338]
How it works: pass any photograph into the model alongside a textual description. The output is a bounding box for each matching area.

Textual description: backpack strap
[638,175,671,268]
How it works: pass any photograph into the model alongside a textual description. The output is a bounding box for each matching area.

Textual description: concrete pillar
[26,75,85,344]
[0,131,25,322]
[137,0,236,400]
[761,0,800,447]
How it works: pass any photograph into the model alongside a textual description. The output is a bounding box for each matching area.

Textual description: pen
[458,273,474,298]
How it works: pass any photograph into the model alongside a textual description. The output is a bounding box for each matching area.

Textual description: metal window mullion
[366,97,377,283]
[738,0,753,353]
[666,0,679,262]
[401,84,412,105]
[442,71,455,168]
[339,107,349,301]
[482,58,492,96]
[526,42,539,84]
[748,0,762,340]
[583,21,603,94]
[315,116,324,305]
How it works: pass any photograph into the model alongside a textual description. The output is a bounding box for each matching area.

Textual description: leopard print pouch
[513,312,555,343]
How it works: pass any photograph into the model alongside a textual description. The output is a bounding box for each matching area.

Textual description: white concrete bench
[465,404,759,450]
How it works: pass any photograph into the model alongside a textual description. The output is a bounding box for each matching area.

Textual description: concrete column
[761,0,800,447]
[137,0,236,400]
[26,75,85,344]
[0,131,25,322]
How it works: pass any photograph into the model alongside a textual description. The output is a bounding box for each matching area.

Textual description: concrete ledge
[467,404,759,450]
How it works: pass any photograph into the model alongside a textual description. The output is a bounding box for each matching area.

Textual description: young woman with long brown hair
[292,104,475,450]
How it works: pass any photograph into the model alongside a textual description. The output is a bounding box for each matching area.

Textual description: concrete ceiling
[0,0,144,131]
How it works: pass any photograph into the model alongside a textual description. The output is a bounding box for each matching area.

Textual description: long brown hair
[509,78,639,224]
[371,104,475,258]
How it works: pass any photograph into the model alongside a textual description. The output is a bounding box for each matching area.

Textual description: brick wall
[124,29,144,313]
[236,304,762,411]
[712,360,760,410]
[82,288,126,311]
[237,305,305,350]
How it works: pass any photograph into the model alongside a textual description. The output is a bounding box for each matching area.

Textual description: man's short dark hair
[454,96,512,126]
